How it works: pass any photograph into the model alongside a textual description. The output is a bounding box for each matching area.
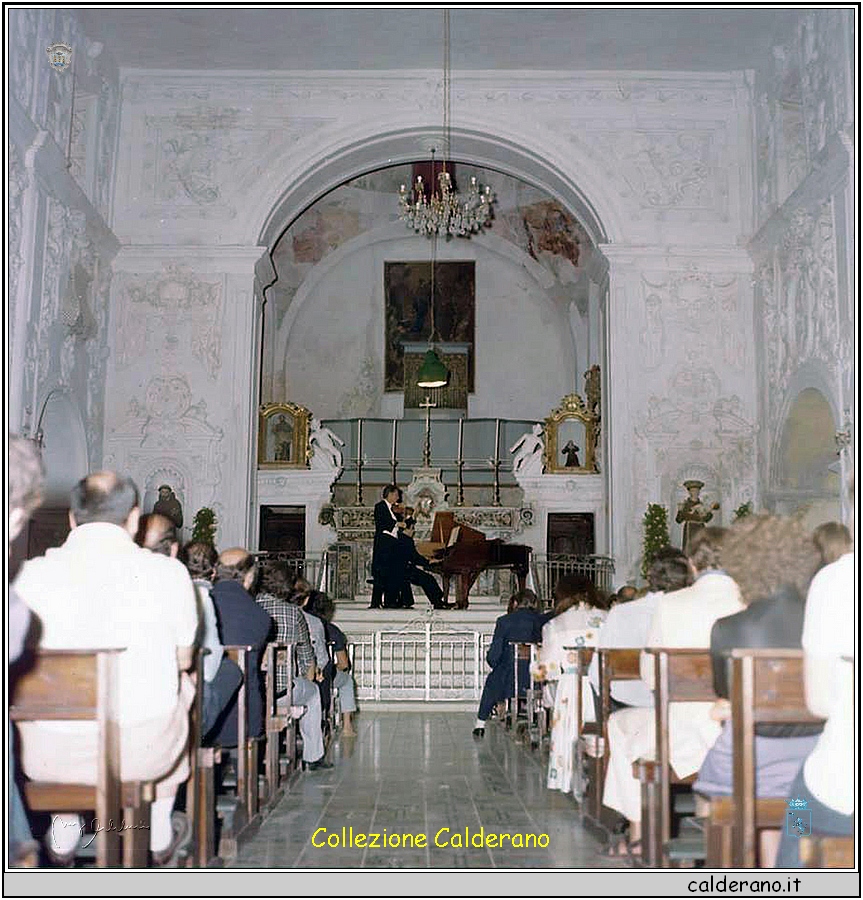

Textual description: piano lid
[430,511,486,546]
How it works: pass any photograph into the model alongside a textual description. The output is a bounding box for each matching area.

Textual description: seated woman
[694,514,823,866]
[532,574,607,793]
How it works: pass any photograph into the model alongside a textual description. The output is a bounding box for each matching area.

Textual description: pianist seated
[396,511,449,610]
[473,589,545,738]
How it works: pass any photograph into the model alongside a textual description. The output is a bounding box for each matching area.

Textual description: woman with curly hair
[694,513,823,866]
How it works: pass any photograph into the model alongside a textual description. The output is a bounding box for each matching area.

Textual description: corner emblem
[46,42,73,71]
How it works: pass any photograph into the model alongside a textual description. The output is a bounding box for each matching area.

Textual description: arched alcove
[36,390,90,507]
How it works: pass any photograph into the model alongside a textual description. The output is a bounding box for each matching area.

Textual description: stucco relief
[115,266,223,379]
[640,271,743,369]
[8,140,29,355]
[337,357,378,418]
[590,129,719,212]
[799,11,848,159]
[106,375,224,510]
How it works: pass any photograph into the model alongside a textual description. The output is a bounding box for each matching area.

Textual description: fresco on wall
[384,261,475,391]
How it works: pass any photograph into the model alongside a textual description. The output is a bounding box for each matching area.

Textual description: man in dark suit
[369,484,403,609]
[209,548,273,748]
[396,511,448,609]
[473,589,545,737]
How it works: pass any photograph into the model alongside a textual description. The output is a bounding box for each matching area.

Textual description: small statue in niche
[675,479,720,552]
[561,440,581,468]
[309,418,345,470]
[153,484,183,529]
[510,423,544,476]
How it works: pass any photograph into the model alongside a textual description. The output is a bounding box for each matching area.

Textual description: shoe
[151,811,192,867]
[472,727,485,739]
[45,841,78,868]
[368,604,381,609]
[305,757,334,771]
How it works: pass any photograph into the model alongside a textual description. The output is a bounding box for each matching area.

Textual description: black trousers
[407,565,444,606]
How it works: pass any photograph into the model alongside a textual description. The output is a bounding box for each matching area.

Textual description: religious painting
[258,402,311,468]
[384,261,475,391]
[544,394,599,475]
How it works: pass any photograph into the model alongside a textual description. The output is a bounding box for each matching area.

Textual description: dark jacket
[372,499,400,578]
[210,579,273,746]
[710,584,823,738]
[484,606,545,698]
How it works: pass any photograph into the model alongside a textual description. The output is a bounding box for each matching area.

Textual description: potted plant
[641,503,670,581]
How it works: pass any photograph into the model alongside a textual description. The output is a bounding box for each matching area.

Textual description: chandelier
[398,11,494,238]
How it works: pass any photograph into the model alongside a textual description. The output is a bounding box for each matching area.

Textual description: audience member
[14,472,198,865]
[295,589,333,720]
[255,560,330,770]
[532,575,606,793]
[473,589,545,738]
[8,434,44,868]
[178,541,244,741]
[693,514,822,865]
[602,528,742,857]
[588,547,691,711]
[209,549,272,750]
[306,591,358,737]
[776,483,855,867]
[812,520,852,568]
[612,584,638,606]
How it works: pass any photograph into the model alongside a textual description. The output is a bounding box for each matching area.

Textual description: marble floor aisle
[232,709,625,868]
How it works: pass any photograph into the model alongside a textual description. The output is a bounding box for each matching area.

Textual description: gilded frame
[544,394,599,474]
[258,402,311,468]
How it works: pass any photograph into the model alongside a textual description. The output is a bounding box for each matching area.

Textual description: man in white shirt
[14,472,199,865]
[776,547,855,866]
[601,529,742,854]
[588,548,692,709]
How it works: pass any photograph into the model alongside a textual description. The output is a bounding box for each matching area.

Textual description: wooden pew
[507,642,541,738]
[583,648,642,826]
[10,648,152,867]
[635,649,716,867]
[218,645,262,856]
[565,647,595,813]
[263,641,295,807]
[727,649,824,868]
[799,836,855,868]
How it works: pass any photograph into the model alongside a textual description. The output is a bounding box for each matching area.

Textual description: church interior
[7,7,856,883]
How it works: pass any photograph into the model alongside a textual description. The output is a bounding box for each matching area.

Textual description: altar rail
[348,626,495,701]
[255,549,614,602]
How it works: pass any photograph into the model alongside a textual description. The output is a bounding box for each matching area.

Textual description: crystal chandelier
[398,11,494,238]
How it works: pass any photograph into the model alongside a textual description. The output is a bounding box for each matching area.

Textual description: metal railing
[349,625,495,701]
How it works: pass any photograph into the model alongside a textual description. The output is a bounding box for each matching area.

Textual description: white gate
[350,624,494,701]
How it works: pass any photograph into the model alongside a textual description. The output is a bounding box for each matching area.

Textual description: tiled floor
[232,710,625,868]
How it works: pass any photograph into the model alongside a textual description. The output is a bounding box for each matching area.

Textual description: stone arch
[245,122,623,252]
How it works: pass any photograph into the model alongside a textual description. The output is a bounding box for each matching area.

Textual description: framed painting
[544,394,599,474]
[384,261,475,391]
[258,402,311,468]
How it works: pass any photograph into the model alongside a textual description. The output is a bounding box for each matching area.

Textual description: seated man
[396,511,448,610]
[176,540,244,742]
[601,528,742,857]
[473,589,545,738]
[255,561,330,770]
[209,549,272,749]
[14,472,199,865]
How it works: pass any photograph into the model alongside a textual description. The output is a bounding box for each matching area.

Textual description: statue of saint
[675,480,720,552]
[153,484,183,529]
[562,440,581,468]
[510,424,544,476]
[309,418,345,470]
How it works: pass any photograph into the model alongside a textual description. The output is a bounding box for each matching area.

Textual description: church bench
[635,648,716,867]
[799,835,855,868]
[564,646,595,814]
[582,648,642,828]
[263,641,297,807]
[718,649,824,868]
[507,641,543,741]
[10,648,153,867]
[219,645,262,856]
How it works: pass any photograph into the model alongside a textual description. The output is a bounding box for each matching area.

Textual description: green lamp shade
[416,348,449,388]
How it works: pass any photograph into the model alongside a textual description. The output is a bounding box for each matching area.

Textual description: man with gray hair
[13,471,199,866]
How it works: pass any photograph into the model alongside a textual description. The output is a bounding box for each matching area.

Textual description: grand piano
[416,511,532,610]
